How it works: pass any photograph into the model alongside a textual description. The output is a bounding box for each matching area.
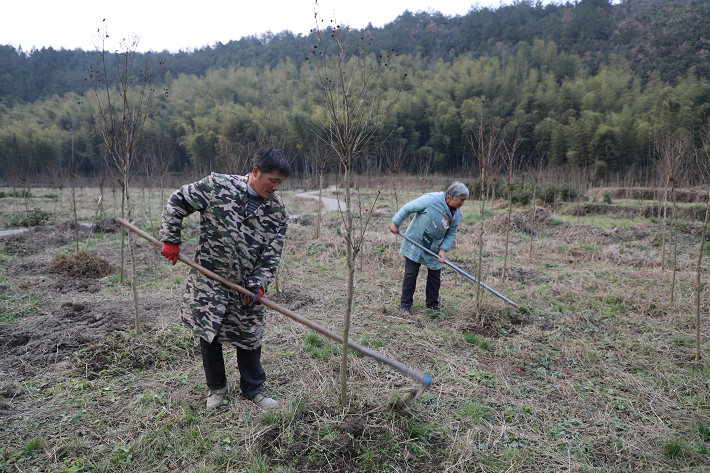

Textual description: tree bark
[695,194,709,361]
[125,170,141,336]
[661,180,669,272]
[341,160,354,409]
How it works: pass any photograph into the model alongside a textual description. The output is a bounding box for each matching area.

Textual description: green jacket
[392,192,462,270]
[160,173,288,349]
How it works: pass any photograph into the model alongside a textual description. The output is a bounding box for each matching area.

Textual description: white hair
[445,181,469,200]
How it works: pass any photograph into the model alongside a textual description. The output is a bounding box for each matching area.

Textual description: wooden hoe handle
[116,218,433,389]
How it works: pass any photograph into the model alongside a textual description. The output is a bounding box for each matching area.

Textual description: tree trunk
[475,181,486,312]
[125,171,141,336]
[71,177,79,252]
[23,188,33,246]
[671,184,678,302]
[341,161,354,409]
[529,186,537,258]
[695,193,709,362]
[503,189,513,282]
[316,172,323,239]
[120,183,126,283]
[661,181,669,272]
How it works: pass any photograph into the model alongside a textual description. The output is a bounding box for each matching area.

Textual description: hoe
[397,231,519,308]
[117,218,432,399]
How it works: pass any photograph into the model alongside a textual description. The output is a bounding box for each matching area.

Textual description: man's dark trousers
[201,337,265,399]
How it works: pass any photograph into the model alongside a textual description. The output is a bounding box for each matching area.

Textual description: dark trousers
[200,337,265,399]
[400,257,441,309]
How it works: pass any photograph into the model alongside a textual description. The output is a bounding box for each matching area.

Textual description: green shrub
[541,183,557,204]
[603,191,613,205]
[558,184,578,202]
[7,208,53,227]
[510,183,533,206]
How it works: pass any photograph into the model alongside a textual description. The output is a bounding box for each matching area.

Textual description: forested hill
[1,0,708,106]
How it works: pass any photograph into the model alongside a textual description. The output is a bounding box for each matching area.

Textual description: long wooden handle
[116,218,432,388]
[397,231,519,308]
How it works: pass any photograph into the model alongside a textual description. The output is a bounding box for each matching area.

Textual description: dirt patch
[0,299,169,370]
[490,267,547,283]
[74,328,197,380]
[49,278,103,294]
[93,218,121,233]
[46,251,114,278]
[264,407,447,472]
[268,287,315,311]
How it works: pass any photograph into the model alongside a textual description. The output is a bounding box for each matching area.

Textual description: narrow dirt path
[292,187,343,218]
[0,223,93,238]
[295,187,342,212]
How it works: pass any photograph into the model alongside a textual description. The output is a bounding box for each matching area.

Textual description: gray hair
[445,181,469,200]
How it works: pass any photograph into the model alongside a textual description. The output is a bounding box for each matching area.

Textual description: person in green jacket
[389,182,469,314]
[159,147,290,410]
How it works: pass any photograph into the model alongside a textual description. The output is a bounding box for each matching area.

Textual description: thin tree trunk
[316,173,323,239]
[529,186,537,258]
[125,171,141,335]
[341,162,354,409]
[671,184,678,302]
[120,183,126,283]
[475,182,486,311]
[661,181,669,272]
[695,193,709,362]
[503,189,513,282]
[71,178,79,252]
[23,189,33,245]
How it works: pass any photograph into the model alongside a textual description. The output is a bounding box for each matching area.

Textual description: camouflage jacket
[159,173,289,349]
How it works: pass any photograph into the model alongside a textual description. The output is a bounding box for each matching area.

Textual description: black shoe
[427,305,440,312]
[400,306,412,315]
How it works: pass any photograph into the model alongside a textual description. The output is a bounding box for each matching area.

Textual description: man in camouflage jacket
[159,147,290,409]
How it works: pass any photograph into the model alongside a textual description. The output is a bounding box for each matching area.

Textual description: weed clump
[47,251,114,278]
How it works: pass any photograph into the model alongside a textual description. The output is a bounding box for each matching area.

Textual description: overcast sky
[2,0,517,53]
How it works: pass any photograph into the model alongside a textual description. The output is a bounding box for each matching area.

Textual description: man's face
[248,167,287,199]
[446,195,467,209]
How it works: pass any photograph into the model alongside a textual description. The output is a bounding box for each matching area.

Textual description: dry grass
[1,182,710,472]
[47,250,115,278]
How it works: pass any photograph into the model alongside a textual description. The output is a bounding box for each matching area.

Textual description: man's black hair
[252,147,291,177]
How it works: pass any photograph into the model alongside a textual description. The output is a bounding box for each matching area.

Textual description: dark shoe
[427,305,440,312]
[400,306,412,315]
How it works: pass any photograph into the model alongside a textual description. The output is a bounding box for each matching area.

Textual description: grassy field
[1,178,710,472]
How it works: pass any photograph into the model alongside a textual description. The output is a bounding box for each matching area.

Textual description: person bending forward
[160,147,290,410]
[389,181,469,314]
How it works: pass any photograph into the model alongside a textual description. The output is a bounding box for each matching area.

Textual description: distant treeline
[1,0,707,106]
[0,0,709,179]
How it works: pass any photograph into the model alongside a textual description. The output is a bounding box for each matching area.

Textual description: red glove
[242,287,264,305]
[161,241,180,265]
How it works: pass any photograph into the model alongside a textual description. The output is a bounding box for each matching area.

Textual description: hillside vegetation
[0,0,709,178]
